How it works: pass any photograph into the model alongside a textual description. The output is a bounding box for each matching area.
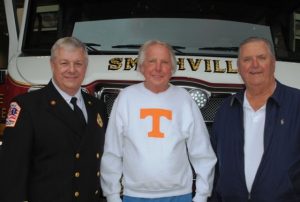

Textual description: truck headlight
[189,88,209,108]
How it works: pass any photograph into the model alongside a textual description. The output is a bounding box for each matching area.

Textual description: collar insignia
[50,100,56,106]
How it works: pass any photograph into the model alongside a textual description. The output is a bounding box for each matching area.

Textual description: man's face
[238,41,276,89]
[51,46,87,96]
[140,44,173,93]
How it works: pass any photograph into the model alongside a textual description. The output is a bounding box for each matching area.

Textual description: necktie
[70,97,86,128]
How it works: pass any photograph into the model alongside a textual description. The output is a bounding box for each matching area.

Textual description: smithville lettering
[108,57,237,73]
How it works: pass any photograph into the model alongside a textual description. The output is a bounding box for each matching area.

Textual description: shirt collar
[51,78,83,104]
[231,80,281,108]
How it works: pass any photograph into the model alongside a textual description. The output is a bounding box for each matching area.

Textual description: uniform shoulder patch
[6,102,21,127]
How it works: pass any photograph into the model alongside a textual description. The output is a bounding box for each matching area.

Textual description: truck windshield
[72,18,271,56]
[22,0,300,61]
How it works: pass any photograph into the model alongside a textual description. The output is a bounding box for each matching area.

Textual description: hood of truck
[11,54,242,85]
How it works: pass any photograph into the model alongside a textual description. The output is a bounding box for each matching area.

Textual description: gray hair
[50,37,88,64]
[238,37,275,61]
[137,40,177,74]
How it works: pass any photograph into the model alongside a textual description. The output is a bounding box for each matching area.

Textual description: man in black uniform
[0,37,107,202]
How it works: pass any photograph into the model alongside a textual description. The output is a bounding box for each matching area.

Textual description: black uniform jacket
[0,81,108,202]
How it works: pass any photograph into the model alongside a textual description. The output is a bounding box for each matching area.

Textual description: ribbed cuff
[106,194,122,202]
[193,193,208,202]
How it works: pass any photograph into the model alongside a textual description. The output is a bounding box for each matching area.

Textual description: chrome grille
[200,96,227,122]
[103,93,119,116]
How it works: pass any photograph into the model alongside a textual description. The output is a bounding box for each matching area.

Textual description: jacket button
[97,171,100,177]
[96,153,100,159]
[74,191,80,197]
[95,189,99,195]
[75,153,80,159]
[75,172,80,178]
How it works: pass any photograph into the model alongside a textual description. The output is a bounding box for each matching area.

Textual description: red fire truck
[1,0,300,143]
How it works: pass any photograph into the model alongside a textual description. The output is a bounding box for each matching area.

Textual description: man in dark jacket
[211,37,300,202]
[0,37,107,202]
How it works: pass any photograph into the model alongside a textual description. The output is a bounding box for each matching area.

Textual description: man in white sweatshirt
[100,40,217,202]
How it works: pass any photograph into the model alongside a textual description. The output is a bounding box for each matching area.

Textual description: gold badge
[97,113,103,128]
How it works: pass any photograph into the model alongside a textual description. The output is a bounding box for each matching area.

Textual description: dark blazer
[0,81,108,202]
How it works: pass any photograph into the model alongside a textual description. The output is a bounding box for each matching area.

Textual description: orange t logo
[140,108,172,138]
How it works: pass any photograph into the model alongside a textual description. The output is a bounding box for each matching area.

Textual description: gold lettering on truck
[108,57,238,73]
[187,58,202,71]
[226,60,238,73]
[213,60,226,73]
[108,58,123,70]
[177,58,185,70]
[124,58,138,70]
[204,59,212,72]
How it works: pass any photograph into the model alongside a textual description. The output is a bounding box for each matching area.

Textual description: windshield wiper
[112,44,141,49]
[172,46,185,54]
[199,47,238,52]
[112,44,186,54]
[84,43,102,53]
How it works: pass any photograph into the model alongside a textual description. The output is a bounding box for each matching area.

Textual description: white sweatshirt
[100,83,216,202]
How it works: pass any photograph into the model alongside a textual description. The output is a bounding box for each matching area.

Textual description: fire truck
[1,0,300,143]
